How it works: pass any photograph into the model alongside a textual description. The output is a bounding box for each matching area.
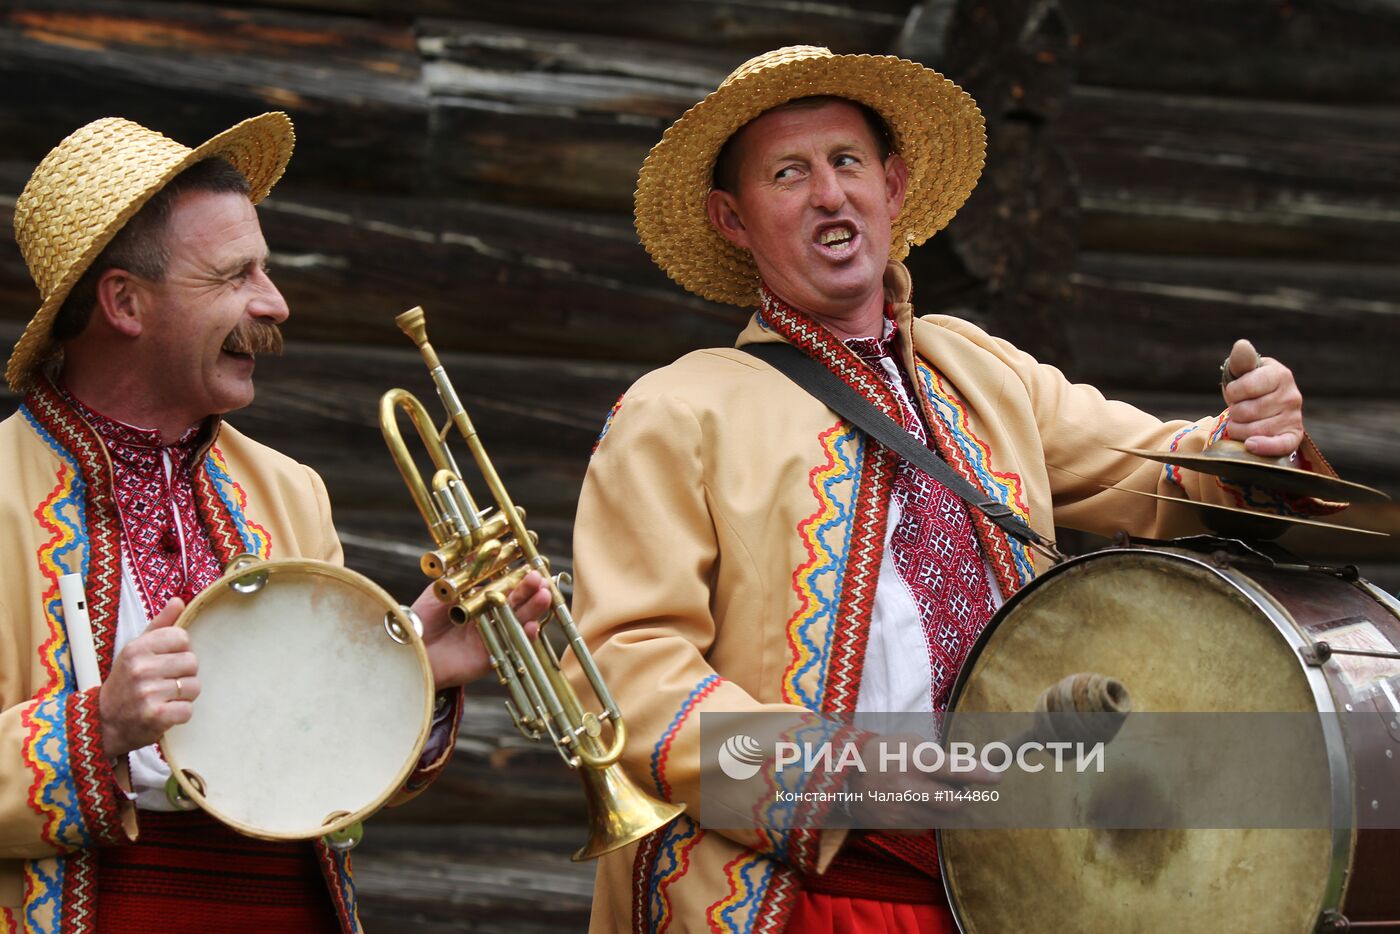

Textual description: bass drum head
[941,549,1334,934]
[161,559,433,840]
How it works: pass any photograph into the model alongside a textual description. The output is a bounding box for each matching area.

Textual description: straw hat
[6,113,295,391]
[635,46,986,307]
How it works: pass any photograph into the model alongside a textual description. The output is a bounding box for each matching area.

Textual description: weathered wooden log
[0,0,436,190]
[1065,252,1400,396]
[904,0,1082,368]
[352,824,593,933]
[220,0,913,56]
[1058,0,1400,104]
[1056,86,1400,263]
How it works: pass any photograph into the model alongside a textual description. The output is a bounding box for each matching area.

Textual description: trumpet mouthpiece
[396,307,429,346]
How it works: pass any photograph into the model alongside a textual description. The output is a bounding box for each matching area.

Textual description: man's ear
[706,188,750,250]
[93,268,145,338]
[883,152,909,216]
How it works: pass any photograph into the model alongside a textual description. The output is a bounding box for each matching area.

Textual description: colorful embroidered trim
[784,425,862,709]
[707,852,777,933]
[316,844,361,934]
[757,292,895,715]
[22,383,124,673]
[751,869,798,934]
[750,718,850,868]
[915,362,1032,595]
[23,448,88,852]
[199,447,272,561]
[593,394,626,456]
[651,675,724,800]
[646,816,704,933]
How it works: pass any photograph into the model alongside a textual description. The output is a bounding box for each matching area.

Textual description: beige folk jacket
[569,267,1335,933]
[0,379,457,934]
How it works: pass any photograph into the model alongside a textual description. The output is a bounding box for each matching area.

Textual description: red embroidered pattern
[848,336,995,711]
[912,367,1024,601]
[61,850,98,933]
[752,867,799,934]
[632,828,664,934]
[65,691,126,847]
[61,394,223,617]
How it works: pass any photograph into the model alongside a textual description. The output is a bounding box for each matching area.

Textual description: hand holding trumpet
[416,573,549,688]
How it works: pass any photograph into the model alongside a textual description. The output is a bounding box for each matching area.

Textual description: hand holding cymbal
[1219,339,1304,459]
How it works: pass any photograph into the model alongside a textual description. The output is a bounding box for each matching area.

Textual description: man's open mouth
[816,223,856,254]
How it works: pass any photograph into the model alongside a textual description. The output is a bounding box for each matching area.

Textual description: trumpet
[379,306,684,860]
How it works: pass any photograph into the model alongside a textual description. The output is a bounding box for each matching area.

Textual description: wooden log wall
[1,2,1398,928]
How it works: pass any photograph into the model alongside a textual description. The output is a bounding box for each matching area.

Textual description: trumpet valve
[421,543,460,578]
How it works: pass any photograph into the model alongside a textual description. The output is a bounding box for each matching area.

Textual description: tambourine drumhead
[161,558,432,841]
[940,549,1337,934]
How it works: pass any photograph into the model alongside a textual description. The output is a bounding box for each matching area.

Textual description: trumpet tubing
[379,305,684,860]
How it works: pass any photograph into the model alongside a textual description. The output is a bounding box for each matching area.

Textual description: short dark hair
[711,96,894,194]
[51,157,252,342]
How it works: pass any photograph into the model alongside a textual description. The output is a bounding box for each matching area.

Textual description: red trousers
[787,893,957,933]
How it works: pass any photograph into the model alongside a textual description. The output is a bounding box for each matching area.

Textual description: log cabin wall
[0,2,1396,929]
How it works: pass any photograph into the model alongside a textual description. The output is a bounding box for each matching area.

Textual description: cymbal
[1112,442,1391,504]
[1108,487,1387,541]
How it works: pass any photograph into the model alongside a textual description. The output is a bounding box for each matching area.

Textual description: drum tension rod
[1300,641,1400,667]
[1318,908,1400,930]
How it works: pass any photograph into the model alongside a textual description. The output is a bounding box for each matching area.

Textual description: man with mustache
[0,115,541,933]
[520,47,1335,932]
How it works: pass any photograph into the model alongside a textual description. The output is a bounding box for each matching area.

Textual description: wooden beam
[1066,252,1400,397]
[1056,86,1400,263]
[221,0,913,56]
[1059,0,1400,104]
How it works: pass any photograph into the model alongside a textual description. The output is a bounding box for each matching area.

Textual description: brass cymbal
[1111,441,1391,504]
[1108,487,1387,541]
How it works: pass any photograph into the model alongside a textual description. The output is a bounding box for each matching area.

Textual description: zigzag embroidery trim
[202,448,272,559]
[648,815,704,933]
[24,458,89,852]
[707,851,777,934]
[783,425,862,709]
[822,447,891,714]
[751,869,798,934]
[22,857,64,934]
[319,846,360,933]
[650,674,723,800]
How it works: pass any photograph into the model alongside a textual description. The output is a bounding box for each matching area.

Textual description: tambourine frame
[160,556,433,842]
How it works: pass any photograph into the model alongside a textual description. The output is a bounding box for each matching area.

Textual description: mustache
[222,320,284,356]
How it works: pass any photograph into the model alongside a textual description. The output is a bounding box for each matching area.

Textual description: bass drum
[939,545,1400,933]
[161,557,433,843]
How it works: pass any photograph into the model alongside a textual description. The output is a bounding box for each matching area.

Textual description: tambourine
[160,556,433,849]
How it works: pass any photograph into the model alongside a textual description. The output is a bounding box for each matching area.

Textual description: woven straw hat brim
[6,112,295,391]
[634,49,986,307]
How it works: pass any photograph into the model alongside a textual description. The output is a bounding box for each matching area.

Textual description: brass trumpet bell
[576,762,686,862]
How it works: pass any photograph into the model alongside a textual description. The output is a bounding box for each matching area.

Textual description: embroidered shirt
[63,388,223,618]
[844,319,998,712]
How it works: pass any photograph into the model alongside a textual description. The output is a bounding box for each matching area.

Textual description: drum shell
[1239,565,1400,924]
[938,546,1400,933]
